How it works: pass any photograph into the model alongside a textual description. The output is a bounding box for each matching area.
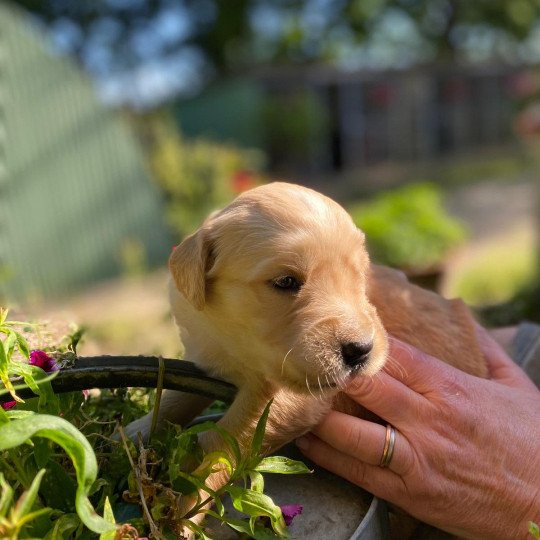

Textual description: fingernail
[295,436,310,451]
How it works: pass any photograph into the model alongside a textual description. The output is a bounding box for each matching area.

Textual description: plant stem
[117,425,165,540]
[184,495,213,520]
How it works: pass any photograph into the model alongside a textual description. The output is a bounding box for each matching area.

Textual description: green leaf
[0,337,8,375]
[0,404,9,424]
[174,471,219,499]
[207,511,280,540]
[226,485,287,536]
[529,521,540,540]
[11,469,47,522]
[0,414,116,534]
[88,478,109,498]
[251,400,273,459]
[250,523,283,540]
[0,336,20,402]
[0,365,59,408]
[1,366,60,415]
[182,518,212,540]
[0,473,14,518]
[4,330,17,359]
[0,308,8,326]
[14,331,30,360]
[197,451,234,478]
[255,456,311,475]
[40,460,77,513]
[167,430,202,473]
[249,471,265,493]
[1,370,58,396]
[212,514,253,536]
[185,421,242,466]
[170,466,199,495]
[43,513,80,540]
[99,498,116,540]
[33,437,52,468]
[13,507,52,531]
[6,410,35,420]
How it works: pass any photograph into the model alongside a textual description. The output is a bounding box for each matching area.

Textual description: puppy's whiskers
[305,373,317,399]
[384,355,408,380]
[324,373,330,388]
[280,348,294,377]
[316,374,325,401]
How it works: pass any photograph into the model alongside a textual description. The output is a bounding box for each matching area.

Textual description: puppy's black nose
[341,341,373,369]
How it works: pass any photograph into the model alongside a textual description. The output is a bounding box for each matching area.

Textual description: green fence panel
[0,2,172,302]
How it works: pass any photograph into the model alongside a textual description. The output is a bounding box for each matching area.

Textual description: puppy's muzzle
[341,341,373,371]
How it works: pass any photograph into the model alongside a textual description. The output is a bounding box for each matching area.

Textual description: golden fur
[127,182,487,530]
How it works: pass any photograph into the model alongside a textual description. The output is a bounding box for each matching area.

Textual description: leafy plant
[349,182,467,271]
[0,309,115,537]
[120,400,310,538]
[0,470,50,539]
[135,112,266,239]
[0,309,310,539]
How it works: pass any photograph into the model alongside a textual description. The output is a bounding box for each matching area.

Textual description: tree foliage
[9,0,540,100]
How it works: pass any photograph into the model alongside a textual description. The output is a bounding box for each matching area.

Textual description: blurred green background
[0,0,538,356]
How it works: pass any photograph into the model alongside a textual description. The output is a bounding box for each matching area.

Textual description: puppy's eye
[271,276,302,292]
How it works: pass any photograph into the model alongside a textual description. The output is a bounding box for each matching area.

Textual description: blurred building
[0,3,172,303]
[176,65,520,176]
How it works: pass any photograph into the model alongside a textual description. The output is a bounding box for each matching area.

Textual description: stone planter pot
[256,445,388,540]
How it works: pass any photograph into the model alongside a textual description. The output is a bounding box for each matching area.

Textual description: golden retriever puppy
[127,181,487,517]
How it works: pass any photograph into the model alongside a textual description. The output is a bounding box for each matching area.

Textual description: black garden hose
[0,356,237,404]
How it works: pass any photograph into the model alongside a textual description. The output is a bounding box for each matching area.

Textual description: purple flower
[30,350,59,373]
[280,504,303,526]
[1,400,16,410]
[1,351,58,411]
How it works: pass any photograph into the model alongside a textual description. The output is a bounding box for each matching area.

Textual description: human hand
[296,327,540,539]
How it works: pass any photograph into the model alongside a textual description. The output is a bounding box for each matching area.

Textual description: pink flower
[280,504,303,526]
[2,351,58,410]
[30,350,59,373]
[1,400,16,410]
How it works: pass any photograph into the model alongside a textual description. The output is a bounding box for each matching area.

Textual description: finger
[345,370,428,427]
[311,410,414,476]
[475,324,538,391]
[383,337,464,395]
[296,433,407,503]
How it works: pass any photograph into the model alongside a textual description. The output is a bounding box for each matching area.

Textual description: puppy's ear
[169,229,212,310]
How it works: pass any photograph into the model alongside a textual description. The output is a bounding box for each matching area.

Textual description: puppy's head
[170,182,387,392]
